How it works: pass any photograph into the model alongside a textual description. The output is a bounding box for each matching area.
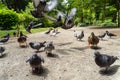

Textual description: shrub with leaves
[0,9,19,30]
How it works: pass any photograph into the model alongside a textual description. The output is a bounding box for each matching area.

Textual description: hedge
[0,9,19,30]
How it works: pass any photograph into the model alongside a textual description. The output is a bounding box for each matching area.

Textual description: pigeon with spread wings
[31,0,58,18]
[54,8,77,29]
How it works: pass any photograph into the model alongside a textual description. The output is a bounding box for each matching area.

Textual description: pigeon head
[94,51,101,57]
[114,56,119,60]
[106,31,109,33]
[29,42,34,46]
[82,31,84,33]
[91,32,95,37]
[32,53,38,59]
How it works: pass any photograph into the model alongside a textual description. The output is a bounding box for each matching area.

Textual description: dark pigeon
[29,41,46,52]
[0,34,10,43]
[77,31,84,41]
[26,21,42,33]
[98,33,106,40]
[0,46,5,56]
[13,32,16,37]
[26,53,44,73]
[106,31,117,38]
[31,0,58,18]
[94,51,118,71]
[45,28,53,34]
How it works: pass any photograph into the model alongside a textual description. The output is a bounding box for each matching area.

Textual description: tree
[1,0,31,12]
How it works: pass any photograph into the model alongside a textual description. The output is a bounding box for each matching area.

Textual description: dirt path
[0,27,120,80]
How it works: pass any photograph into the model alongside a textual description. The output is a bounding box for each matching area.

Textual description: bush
[99,21,117,28]
[18,12,35,28]
[0,9,19,30]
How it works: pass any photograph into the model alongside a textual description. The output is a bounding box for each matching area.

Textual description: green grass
[0,27,51,38]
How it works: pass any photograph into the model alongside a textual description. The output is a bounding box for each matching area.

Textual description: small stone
[64,70,66,72]
[26,74,29,76]
[59,76,61,79]
[10,75,13,77]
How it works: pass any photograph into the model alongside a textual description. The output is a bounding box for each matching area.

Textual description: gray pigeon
[76,31,84,41]
[94,51,118,71]
[0,34,10,43]
[26,53,44,73]
[97,33,106,40]
[0,46,5,56]
[44,41,55,55]
[29,41,46,52]
[106,31,117,38]
[31,0,58,18]
[26,21,42,33]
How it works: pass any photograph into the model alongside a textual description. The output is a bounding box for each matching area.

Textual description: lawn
[0,27,51,38]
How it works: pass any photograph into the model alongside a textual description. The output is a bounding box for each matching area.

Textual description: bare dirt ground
[0,27,120,80]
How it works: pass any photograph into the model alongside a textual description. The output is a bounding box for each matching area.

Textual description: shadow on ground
[0,53,7,58]
[32,67,49,78]
[99,65,120,76]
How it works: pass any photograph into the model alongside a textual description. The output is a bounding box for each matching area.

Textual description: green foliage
[2,0,31,12]
[0,27,50,38]
[99,20,117,28]
[39,18,54,27]
[0,3,8,9]
[0,9,19,30]
[18,12,35,28]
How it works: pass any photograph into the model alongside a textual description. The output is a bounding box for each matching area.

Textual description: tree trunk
[111,11,117,23]
[118,9,120,27]
[102,0,106,22]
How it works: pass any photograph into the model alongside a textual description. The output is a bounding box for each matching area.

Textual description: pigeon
[44,41,55,55]
[106,31,117,38]
[0,46,5,56]
[13,32,16,37]
[94,51,118,71]
[54,8,77,29]
[73,30,77,37]
[97,33,106,40]
[76,31,84,41]
[26,21,42,33]
[29,41,46,52]
[50,29,60,37]
[17,31,28,47]
[0,34,10,43]
[45,28,53,34]
[31,0,58,18]
[26,53,44,73]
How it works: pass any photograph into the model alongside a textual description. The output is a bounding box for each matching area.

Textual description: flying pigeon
[106,31,117,38]
[26,53,44,73]
[54,8,77,29]
[26,21,42,33]
[94,51,118,71]
[31,0,58,18]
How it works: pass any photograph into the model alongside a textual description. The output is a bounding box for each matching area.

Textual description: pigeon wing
[44,0,58,12]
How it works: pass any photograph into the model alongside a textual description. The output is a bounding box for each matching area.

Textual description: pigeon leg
[0,53,2,56]
[105,66,109,71]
